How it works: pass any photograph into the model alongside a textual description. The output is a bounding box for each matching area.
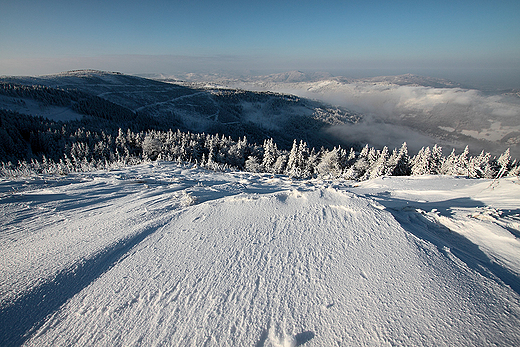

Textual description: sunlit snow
[1,162,519,346]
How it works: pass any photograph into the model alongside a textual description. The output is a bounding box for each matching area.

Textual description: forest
[0,82,518,180]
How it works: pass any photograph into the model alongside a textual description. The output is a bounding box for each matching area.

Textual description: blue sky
[1,0,519,88]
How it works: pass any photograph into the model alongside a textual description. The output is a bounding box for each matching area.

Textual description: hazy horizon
[1,1,519,90]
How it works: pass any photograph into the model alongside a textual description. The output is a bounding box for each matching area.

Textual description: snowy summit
[1,162,519,346]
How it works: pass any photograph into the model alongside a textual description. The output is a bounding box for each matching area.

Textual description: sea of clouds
[266,81,520,156]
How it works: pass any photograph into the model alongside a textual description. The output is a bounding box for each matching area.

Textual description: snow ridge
[0,222,162,346]
[1,163,519,346]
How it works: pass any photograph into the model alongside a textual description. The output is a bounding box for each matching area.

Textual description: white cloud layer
[260,80,520,156]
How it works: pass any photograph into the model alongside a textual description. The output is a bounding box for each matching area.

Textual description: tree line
[0,82,135,121]
[1,108,518,180]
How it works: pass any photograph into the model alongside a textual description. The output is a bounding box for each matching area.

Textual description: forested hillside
[1,70,359,150]
[0,71,518,180]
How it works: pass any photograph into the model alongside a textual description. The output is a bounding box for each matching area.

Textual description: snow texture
[1,162,519,346]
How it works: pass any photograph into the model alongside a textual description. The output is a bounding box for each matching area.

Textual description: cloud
[264,80,520,156]
[326,117,442,152]
[296,82,520,122]
[325,118,441,154]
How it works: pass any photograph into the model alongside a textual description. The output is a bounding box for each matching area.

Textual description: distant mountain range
[2,70,519,159]
[156,71,467,89]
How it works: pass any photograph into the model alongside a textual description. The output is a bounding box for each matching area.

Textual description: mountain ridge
[0,70,361,153]
[2,70,520,158]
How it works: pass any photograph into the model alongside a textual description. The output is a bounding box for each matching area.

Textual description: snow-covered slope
[0,94,84,122]
[1,163,519,346]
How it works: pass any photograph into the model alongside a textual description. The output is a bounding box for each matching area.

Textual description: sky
[1,0,520,89]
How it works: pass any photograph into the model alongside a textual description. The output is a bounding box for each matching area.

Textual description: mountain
[352,73,465,88]
[0,70,360,151]
[180,72,520,158]
[251,70,334,83]
[159,72,465,90]
[2,70,520,161]
[1,162,519,345]
[153,70,335,85]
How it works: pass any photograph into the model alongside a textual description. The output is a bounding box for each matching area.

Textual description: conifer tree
[245,155,262,172]
[344,144,370,180]
[498,148,511,171]
[261,138,278,173]
[316,147,342,178]
[440,149,457,176]
[456,145,470,176]
[411,146,432,175]
[286,140,302,178]
[367,146,389,179]
[497,148,512,178]
[430,144,443,175]
[390,142,410,176]
[272,153,288,174]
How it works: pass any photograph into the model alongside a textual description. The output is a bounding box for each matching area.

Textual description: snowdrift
[1,163,519,346]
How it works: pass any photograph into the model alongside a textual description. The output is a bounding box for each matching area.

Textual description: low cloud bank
[268,81,520,156]
[292,82,520,123]
[325,118,442,154]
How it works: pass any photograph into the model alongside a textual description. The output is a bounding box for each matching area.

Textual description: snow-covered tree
[389,142,410,176]
[498,148,511,171]
[496,148,512,179]
[272,153,288,174]
[227,136,248,168]
[366,146,390,179]
[142,133,163,160]
[411,146,432,176]
[316,147,342,178]
[430,145,443,175]
[305,148,320,178]
[348,144,371,180]
[440,149,458,176]
[261,138,278,173]
[509,160,520,177]
[468,150,492,178]
[286,140,310,178]
[245,155,262,173]
[455,145,470,176]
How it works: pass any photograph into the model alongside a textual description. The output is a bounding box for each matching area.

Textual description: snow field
[1,163,520,346]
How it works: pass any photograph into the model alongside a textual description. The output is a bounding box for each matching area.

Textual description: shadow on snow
[371,194,520,297]
[0,225,161,346]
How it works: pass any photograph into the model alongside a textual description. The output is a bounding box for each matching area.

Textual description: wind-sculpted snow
[1,163,520,346]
